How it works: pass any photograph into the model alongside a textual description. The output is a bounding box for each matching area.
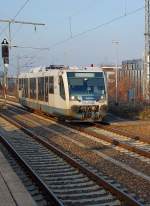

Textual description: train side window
[38,77,44,101]
[30,78,36,99]
[59,76,65,100]
[49,76,54,94]
[45,76,48,102]
[19,78,22,90]
[22,79,24,97]
[24,78,28,98]
[22,79,25,97]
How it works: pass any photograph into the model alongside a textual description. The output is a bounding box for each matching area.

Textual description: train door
[45,76,48,102]
[48,76,54,107]
[52,75,68,115]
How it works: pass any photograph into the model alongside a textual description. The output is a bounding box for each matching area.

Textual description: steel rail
[95,123,150,144]
[4,102,150,158]
[0,134,64,206]
[0,112,144,206]
[69,124,150,159]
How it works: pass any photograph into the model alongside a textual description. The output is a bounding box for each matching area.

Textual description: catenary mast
[145,0,150,101]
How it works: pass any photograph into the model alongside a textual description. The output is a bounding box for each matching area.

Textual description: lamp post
[112,40,119,105]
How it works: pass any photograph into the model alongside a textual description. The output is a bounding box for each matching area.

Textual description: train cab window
[45,77,48,102]
[30,78,36,99]
[59,76,65,100]
[38,77,44,101]
[49,76,54,94]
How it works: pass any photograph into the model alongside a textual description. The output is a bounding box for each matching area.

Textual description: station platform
[0,150,37,206]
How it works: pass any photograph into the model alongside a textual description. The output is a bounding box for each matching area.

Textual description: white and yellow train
[18,65,108,121]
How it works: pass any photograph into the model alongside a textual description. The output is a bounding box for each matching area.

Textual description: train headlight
[96,96,105,102]
[70,96,81,102]
[71,96,75,100]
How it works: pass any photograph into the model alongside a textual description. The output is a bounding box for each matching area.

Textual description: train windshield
[67,72,106,101]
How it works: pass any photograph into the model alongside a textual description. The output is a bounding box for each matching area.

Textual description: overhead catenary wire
[13,0,30,19]
[13,2,144,69]
[12,45,49,50]
[9,0,100,45]
[22,5,144,67]
[0,0,31,37]
[17,45,50,71]
[48,6,144,50]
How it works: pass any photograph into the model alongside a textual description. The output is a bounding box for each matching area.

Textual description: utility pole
[112,40,119,105]
[144,0,150,103]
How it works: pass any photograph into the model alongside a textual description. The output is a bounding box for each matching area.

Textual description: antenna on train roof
[46,65,65,70]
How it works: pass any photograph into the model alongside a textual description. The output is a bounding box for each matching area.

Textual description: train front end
[66,68,108,121]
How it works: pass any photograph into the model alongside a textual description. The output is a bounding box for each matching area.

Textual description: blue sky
[0,0,144,75]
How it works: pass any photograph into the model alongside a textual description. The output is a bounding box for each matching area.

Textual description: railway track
[2,102,150,167]
[4,102,150,160]
[0,114,144,205]
[5,102,150,157]
[71,123,150,159]
[0,102,150,204]
[2,103,146,206]
[6,99,150,145]
[94,123,150,145]
[0,134,63,206]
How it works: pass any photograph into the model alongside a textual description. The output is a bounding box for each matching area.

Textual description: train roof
[19,65,104,78]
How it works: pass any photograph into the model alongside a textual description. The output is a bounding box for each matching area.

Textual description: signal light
[1,39,9,64]
[2,45,9,58]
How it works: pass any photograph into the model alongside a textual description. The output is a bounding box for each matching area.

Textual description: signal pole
[3,63,8,107]
[1,39,9,108]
